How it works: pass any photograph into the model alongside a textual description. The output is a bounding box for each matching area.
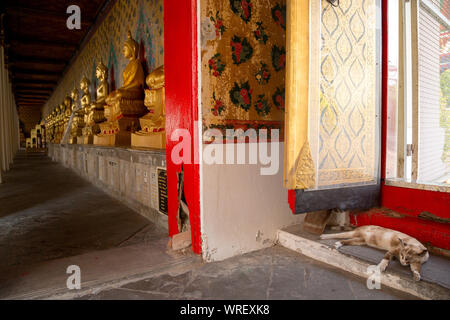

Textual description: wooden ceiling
[0,0,110,111]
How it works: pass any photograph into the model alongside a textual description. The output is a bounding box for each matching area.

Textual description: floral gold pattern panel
[315,0,378,187]
[43,0,164,117]
[201,0,287,141]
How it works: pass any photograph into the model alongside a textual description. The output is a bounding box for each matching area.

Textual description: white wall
[201,142,305,262]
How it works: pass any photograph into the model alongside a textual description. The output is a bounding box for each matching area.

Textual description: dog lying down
[320,225,429,281]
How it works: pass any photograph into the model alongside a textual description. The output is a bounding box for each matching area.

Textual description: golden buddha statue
[85,60,109,142]
[131,65,166,149]
[54,105,62,144]
[63,95,73,138]
[79,77,94,144]
[50,108,56,144]
[59,103,67,143]
[48,112,54,143]
[69,87,81,144]
[95,31,147,147]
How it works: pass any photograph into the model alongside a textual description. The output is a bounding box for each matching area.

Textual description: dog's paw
[334,241,343,250]
[413,272,421,282]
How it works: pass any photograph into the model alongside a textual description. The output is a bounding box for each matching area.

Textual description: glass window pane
[417,0,450,184]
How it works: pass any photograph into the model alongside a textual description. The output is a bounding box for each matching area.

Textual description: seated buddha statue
[131,65,166,149]
[63,95,73,140]
[105,31,145,104]
[95,31,146,147]
[79,77,92,144]
[77,77,94,144]
[88,60,108,136]
[69,87,82,144]
[54,105,62,143]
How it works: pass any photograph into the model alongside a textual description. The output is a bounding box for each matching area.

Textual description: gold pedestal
[131,130,166,149]
[94,97,146,147]
[83,135,94,144]
[94,116,140,147]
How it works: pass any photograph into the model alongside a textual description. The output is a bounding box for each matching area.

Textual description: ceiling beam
[12,68,61,76]
[16,93,50,98]
[10,55,67,65]
[14,79,57,85]
[13,83,55,89]
[5,7,94,25]
[13,74,60,81]
[10,37,77,50]
[17,97,48,101]
[15,89,53,93]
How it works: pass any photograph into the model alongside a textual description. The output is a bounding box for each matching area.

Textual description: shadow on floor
[0,151,167,272]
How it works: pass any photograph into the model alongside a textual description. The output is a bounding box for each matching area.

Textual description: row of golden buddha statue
[44,31,166,149]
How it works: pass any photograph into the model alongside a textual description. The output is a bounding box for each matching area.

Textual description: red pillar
[164,0,201,254]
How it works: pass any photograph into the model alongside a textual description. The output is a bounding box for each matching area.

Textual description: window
[386,0,450,188]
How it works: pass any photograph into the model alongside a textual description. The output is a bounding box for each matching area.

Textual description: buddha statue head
[146,66,165,89]
[80,76,90,94]
[71,87,79,105]
[123,31,139,60]
[64,95,72,109]
[96,60,108,82]
[144,66,165,123]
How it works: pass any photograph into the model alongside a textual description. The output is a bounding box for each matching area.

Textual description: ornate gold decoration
[131,65,166,149]
[295,141,315,189]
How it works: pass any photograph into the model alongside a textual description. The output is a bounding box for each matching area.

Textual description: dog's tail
[320,231,356,240]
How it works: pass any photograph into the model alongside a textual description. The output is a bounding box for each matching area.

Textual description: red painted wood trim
[351,209,450,250]
[288,189,295,215]
[382,185,450,219]
[164,0,201,254]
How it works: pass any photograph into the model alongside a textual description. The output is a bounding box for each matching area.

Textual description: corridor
[0,151,182,298]
[0,151,165,271]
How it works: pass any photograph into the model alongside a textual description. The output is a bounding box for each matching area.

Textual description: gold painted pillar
[284,0,315,189]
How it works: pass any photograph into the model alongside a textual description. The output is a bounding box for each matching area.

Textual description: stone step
[277,224,450,300]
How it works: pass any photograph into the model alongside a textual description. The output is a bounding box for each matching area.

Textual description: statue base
[94,116,139,147]
[83,135,94,145]
[131,130,166,149]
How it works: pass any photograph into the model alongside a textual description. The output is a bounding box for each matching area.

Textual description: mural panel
[201,0,287,141]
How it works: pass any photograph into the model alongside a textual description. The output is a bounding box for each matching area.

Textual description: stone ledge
[277,228,450,300]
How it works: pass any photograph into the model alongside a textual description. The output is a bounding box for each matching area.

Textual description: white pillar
[0,44,19,183]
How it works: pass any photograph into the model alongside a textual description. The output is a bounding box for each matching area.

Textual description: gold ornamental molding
[283,0,316,189]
